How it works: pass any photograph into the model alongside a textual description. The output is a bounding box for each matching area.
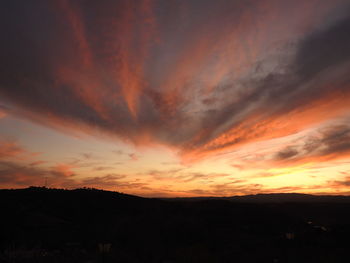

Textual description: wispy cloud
[1,0,349,162]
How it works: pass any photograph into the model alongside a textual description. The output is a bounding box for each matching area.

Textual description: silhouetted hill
[1,187,350,263]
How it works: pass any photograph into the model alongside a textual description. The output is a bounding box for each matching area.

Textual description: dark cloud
[330,176,350,187]
[295,16,350,80]
[303,124,350,159]
[272,123,350,164]
[275,147,299,160]
[327,175,350,193]
[319,125,350,156]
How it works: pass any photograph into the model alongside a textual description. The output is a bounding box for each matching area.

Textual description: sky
[1,0,350,197]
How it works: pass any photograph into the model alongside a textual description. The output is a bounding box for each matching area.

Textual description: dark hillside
[1,188,350,263]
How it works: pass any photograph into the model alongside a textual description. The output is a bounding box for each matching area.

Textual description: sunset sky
[1,0,350,197]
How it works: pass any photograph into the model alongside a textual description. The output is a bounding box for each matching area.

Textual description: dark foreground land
[1,188,350,263]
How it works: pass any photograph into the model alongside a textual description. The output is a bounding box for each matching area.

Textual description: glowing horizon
[1,0,350,197]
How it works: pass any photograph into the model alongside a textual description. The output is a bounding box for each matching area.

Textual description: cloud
[0,160,144,190]
[329,176,350,187]
[81,153,93,160]
[319,125,350,156]
[112,150,125,155]
[0,105,7,119]
[176,172,231,183]
[271,122,350,166]
[51,163,76,178]
[147,169,232,183]
[183,182,263,197]
[0,139,24,159]
[66,172,148,191]
[0,161,47,187]
[275,147,299,161]
[128,153,139,161]
[29,160,46,166]
[0,160,82,188]
[0,0,350,162]
[112,150,139,162]
[93,166,114,171]
[81,174,126,187]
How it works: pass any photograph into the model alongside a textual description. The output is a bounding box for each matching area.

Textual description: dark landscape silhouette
[1,187,350,263]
